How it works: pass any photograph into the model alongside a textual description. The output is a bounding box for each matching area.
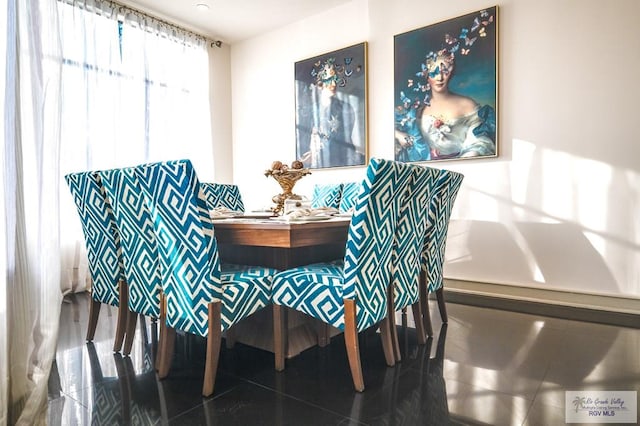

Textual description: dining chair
[135,159,277,396]
[389,164,440,355]
[65,171,128,351]
[420,170,464,336]
[311,183,343,209]
[271,158,413,392]
[338,181,361,213]
[99,167,162,356]
[200,182,245,212]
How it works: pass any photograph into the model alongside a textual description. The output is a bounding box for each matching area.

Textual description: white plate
[210,214,235,220]
[241,212,276,219]
[271,215,332,222]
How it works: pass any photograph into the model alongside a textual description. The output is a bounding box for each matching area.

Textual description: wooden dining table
[212,215,351,357]
[214,216,351,269]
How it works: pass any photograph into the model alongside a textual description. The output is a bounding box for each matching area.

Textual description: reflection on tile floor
[48,293,639,425]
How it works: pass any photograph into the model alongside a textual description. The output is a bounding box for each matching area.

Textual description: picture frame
[295,42,368,169]
[394,7,498,162]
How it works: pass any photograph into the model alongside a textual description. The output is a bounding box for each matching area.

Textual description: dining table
[214,215,351,269]
[212,214,352,358]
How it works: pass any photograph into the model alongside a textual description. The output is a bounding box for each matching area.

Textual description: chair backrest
[136,160,221,338]
[311,183,343,209]
[422,170,464,293]
[200,183,245,212]
[392,164,440,310]
[338,181,361,212]
[65,171,124,307]
[342,158,413,331]
[99,167,162,319]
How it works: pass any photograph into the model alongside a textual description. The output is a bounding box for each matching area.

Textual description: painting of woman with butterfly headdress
[295,42,367,169]
[394,7,497,162]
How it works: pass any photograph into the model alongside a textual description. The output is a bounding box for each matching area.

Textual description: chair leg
[157,325,176,379]
[122,311,138,356]
[86,297,101,342]
[203,301,222,397]
[411,301,427,345]
[150,317,158,365]
[317,321,330,347]
[344,299,364,392]
[156,293,175,377]
[273,304,286,371]
[113,280,129,352]
[386,285,401,363]
[378,317,395,367]
[401,307,407,329]
[436,287,448,323]
[420,272,434,337]
[225,327,236,349]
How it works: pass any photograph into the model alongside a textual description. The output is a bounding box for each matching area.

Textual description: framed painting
[295,42,368,169]
[394,7,498,162]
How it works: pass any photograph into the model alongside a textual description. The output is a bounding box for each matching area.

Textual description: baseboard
[443,279,640,329]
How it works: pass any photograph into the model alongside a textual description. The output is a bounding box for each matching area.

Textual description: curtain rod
[59,0,223,47]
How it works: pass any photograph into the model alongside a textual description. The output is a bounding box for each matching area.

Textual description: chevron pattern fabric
[272,158,413,331]
[311,183,343,209]
[136,160,274,337]
[392,165,440,310]
[200,183,245,212]
[65,171,124,307]
[338,181,361,213]
[422,170,464,293]
[99,167,162,319]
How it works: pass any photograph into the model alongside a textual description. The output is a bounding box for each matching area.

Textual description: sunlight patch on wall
[574,158,612,233]
[541,149,574,221]
[510,138,537,207]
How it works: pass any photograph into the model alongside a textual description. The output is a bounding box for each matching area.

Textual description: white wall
[208,43,234,183]
[227,0,640,301]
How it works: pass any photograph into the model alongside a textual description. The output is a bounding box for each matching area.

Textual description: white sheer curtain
[1,0,213,422]
[1,0,63,423]
[57,0,214,295]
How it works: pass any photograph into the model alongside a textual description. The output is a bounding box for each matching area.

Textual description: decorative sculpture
[265,160,311,215]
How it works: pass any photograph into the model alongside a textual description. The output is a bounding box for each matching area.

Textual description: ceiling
[117,0,351,44]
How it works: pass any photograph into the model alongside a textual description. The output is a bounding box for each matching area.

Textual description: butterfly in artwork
[428,65,440,79]
[482,15,494,26]
[459,28,469,39]
[444,33,457,44]
[400,91,411,106]
[465,36,477,46]
[479,27,487,37]
[461,48,470,55]
[471,17,480,32]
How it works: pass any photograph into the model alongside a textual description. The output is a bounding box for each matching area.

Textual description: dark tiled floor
[48,293,639,425]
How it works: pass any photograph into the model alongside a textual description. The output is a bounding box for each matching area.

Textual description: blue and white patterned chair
[99,167,162,356]
[311,183,343,209]
[200,182,245,212]
[420,170,464,336]
[65,171,128,351]
[338,181,361,213]
[390,164,440,353]
[135,159,277,396]
[271,158,413,391]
